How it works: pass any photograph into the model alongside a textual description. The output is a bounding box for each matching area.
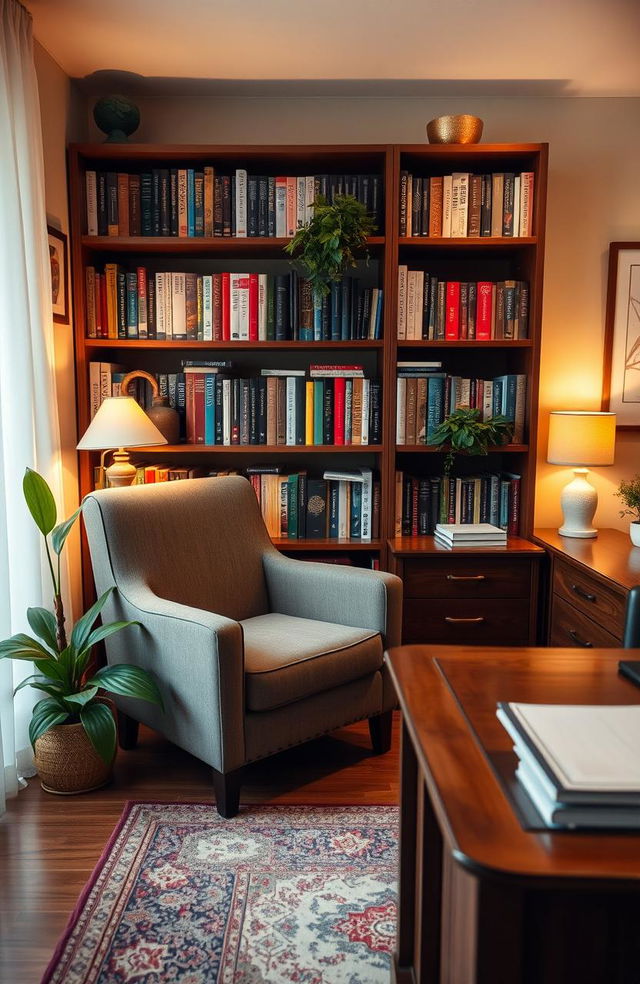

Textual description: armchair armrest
[263,551,402,647]
[101,584,246,774]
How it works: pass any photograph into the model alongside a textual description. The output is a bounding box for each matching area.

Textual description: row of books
[85,265,383,342]
[395,470,521,535]
[248,467,379,541]
[90,362,382,447]
[85,169,383,239]
[397,271,528,341]
[396,367,526,445]
[399,171,535,238]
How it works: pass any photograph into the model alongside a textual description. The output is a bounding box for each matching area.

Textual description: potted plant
[615,475,640,546]
[0,469,162,794]
[284,194,376,298]
[430,406,514,476]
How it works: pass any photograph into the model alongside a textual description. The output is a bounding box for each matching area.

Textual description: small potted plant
[430,406,514,475]
[615,475,640,546]
[0,469,162,794]
[284,194,376,298]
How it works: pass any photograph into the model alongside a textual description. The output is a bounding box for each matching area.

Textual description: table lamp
[77,397,167,488]
[547,411,616,538]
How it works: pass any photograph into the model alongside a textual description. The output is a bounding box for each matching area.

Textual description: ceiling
[26,0,640,97]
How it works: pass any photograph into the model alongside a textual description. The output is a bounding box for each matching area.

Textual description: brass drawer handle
[571,583,596,603]
[446,574,486,582]
[567,628,593,648]
[445,616,485,624]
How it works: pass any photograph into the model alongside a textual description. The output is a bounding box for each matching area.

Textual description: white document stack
[435,522,507,548]
[497,702,640,829]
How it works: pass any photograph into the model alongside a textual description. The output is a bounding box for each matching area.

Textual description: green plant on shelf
[284,194,376,299]
[430,406,514,476]
[615,475,640,523]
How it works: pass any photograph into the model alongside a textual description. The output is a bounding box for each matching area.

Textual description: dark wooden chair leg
[369,710,393,754]
[212,768,243,819]
[117,710,139,750]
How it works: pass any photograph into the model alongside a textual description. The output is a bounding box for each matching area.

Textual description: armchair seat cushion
[241,613,382,712]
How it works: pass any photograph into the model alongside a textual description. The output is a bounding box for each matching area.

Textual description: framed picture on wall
[602,242,640,429]
[47,224,69,324]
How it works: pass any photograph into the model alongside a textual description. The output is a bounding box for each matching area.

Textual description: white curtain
[0,0,68,813]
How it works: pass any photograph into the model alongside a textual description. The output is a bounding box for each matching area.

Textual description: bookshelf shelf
[82,235,385,254]
[396,444,528,454]
[132,444,385,454]
[396,340,532,349]
[398,236,536,249]
[272,538,382,551]
[85,339,385,350]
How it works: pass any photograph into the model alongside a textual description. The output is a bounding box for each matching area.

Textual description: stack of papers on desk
[435,523,507,548]
[497,702,640,829]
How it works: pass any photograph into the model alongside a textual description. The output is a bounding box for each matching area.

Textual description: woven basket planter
[34,710,115,795]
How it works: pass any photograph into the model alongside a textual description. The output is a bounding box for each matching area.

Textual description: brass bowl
[426,114,483,145]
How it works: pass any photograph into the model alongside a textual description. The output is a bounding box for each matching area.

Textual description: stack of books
[434,522,507,548]
[497,702,640,829]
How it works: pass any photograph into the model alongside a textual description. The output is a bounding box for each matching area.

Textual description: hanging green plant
[430,406,514,475]
[284,194,376,298]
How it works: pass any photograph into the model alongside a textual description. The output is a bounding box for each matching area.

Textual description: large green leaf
[34,657,68,684]
[14,675,64,698]
[80,702,116,765]
[83,620,138,653]
[64,686,98,708]
[29,702,69,748]
[0,633,53,661]
[70,588,114,656]
[23,468,57,535]
[51,507,82,556]
[27,608,58,653]
[87,663,163,708]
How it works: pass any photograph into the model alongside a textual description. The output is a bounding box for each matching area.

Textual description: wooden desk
[534,528,640,646]
[385,644,640,984]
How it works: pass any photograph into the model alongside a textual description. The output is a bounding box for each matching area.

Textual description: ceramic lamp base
[558,468,598,539]
[105,449,137,488]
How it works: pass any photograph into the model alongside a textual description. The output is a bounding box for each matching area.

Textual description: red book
[212,274,222,340]
[248,273,259,341]
[333,376,346,445]
[476,282,494,340]
[221,272,230,340]
[445,281,460,339]
[193,373,206,444]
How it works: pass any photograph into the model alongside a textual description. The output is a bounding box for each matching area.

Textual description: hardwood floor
[0,715,400,983]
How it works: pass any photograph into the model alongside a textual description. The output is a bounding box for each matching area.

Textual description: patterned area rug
[42,802,398,983]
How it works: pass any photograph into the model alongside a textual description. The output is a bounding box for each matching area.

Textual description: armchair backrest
[83,475,273,621]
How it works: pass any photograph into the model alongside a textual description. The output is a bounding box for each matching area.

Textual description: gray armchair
[82,476,402,817]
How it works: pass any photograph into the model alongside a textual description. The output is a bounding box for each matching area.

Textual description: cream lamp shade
[77,397,167,488]
[547,411,616,538]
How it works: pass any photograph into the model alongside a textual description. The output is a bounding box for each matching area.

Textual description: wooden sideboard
[534,528,640,647]
[388,538,544,646]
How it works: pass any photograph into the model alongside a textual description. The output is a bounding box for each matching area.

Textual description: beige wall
[34,41,84,617]
[85,92,640,534]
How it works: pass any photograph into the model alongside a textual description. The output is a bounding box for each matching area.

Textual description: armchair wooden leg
[212,768,243,819]
[117,710,139,750]
[369,710,393,755]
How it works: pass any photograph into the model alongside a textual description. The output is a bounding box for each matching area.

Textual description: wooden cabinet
[389,537,543,645]
[535,528,638,647]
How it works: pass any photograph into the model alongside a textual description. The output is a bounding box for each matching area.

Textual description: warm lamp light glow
[547,411,616,466]
[546,411,616,538]
[77,397,166,488]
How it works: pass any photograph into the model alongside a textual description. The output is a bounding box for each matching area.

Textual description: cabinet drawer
[552,558,625,639]
[404,556,531,599]
[549,594,620,649]
[403,598,530,645]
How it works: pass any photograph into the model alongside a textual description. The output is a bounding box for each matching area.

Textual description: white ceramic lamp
[77,397,167,488]
[547,411,616,538]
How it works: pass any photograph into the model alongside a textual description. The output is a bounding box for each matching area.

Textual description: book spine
[221,271,230,340]
[286,177,296,237]
[476,282,493,340]
[86,170,98,235]
[502,173,515,236]
[117,173,129,236]
[106,172,118,235]
[117,271,127,339]
[248,273,259,341]
[445,281,460,340]
[136,266,148,338]
[203,166,214,236]
[178,169,188,237]
[171,272,187,339]
[194,171,204,236]
[442,175,452,237]
[334,377,346,445]
[429,177,443,236]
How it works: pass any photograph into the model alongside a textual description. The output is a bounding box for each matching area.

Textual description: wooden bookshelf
[68,141,547,624]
